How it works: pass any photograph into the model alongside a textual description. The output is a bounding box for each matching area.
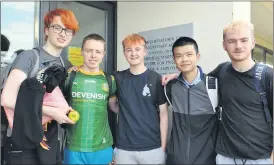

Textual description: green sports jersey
[65,69,117,152]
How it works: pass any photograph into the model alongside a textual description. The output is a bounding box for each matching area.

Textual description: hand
[68,65,80,72]
[161,73,179,86]
[109,159,115,165]
[51,106,75,125]
[109,156,115,165]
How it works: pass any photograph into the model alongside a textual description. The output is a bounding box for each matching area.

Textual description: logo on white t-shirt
[142,84,151,97]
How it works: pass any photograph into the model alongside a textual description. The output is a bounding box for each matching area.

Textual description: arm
[108,97,119,114]
[161,73,179,86]
[157,74,169,151]
[1,69,27,109]
[1,68,74,124]
[108,75,119,114]
[159,103,168,151]
[1,51,74,125]
[2,50,38,109]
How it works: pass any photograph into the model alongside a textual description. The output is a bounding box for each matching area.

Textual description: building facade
[1,1,273,72]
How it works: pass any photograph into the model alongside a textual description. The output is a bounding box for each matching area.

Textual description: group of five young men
[1,8,273,165]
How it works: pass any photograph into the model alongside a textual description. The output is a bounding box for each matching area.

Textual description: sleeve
[109,75,117,98]
[265,67,273,114]
[11,49,37,76]
[156,74,167,106]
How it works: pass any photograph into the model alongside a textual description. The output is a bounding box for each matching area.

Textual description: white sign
[139,23,193,75]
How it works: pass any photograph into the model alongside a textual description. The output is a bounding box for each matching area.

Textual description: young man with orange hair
[1,8,79,164]
[113,34,168,164]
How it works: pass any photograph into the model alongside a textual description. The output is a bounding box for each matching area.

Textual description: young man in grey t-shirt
[1,8,79,164]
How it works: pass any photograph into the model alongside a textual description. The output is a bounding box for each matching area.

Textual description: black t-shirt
[114,69,167,151]
[209,62,273,159]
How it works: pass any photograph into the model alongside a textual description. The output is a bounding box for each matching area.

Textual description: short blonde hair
[223,20,254,40]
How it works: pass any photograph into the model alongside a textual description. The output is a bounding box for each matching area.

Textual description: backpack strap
[60,70,76,160]
[59,55,65,67]
[205,76,218,113]
[164,79,176,107]
[215,62,231,121]
[65,71,77,106]
[254,63,272,123]
[28,48,40,78]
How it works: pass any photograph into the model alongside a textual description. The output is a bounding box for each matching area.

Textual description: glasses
[49,24,75,36]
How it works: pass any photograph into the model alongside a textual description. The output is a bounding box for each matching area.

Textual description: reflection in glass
[253,46,264,63]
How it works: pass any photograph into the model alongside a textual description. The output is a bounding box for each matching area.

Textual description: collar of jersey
[79,68,104,76]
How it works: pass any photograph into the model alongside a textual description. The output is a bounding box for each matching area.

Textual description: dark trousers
[2,137,39,165]
[2,137,63,165]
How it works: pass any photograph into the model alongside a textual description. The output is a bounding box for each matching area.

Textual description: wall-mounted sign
[139,23,193,75]
[68,47,83,66]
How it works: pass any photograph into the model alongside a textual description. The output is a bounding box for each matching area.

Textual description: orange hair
[122,34,146,50]
[44,8,79,38]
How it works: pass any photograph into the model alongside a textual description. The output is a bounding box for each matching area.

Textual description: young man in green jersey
[62,34,119,164]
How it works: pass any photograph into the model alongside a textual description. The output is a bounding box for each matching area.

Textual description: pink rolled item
[3,86,69,150]
[3,86,69,129]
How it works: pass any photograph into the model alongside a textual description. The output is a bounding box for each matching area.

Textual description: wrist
[42,106,54,117]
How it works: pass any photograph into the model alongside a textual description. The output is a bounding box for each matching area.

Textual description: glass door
[41,1,116,73]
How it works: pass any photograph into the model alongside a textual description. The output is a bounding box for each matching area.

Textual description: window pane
[266,53,273,68]
[1,2,36,67]
[253,46,264,63]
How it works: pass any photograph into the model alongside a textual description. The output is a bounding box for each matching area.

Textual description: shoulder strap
[164,79,176,106]
[59,55,65,67]
[60,71,75,160]
[28,48,40,78]
[104,71,112,100]
[205,75,218,113]
[65,71,77,105]
[254,63,272,123]
[214,62,231,120]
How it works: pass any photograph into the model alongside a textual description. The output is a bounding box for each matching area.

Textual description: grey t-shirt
[6,46,64,136]
[11,46,63,82]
